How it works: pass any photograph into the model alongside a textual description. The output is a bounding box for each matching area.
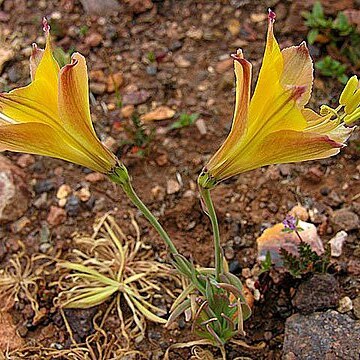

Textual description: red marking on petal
[268,9,276,22]
[322,136,343,148]
[42,17,50,33]
[291,86,307,101]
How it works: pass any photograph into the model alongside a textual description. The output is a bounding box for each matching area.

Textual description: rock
[0,311,24,351]
[0,47,13,74]
[250,13,268,22]
[121,105,135,118]
[195,118,207,135]
[127,0,153,14]
[123,90,150,105]
[257,220,324,267]
[79,0,120,15]
[65,195,80,217]
[227,19,240,36]
[174,55,191,68]
[151,185,165,201]
[292,274,340,314]
[146,65,157,76]
[353,296,360,319]
[155,154,168,166]
[77,187,91,202]
[288,205,309,221]
[186,27,203,40]
[90,82,106,95]
[7,62,21,77]
[329,230,348,257]
[215,58,233,74]
[16,154,35,168]
[338,296,353,313]
[34,179,55,194]
[56,184,72,200]
[103,136,118,153]
[106,72,124,92]
[85,172,105,183]
[331,209,359,232]
[324,190,343,207]
[85,32,103,47]
[283,310,360,359]
[47,206,66,226]
[10,216,30,233]
[33,193,47,209]
[166,179,180,195]
[305,166,324,183]
[140,106,175,122]
[0,155,29,223]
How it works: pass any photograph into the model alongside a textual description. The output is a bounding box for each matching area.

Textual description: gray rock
[283,310,360,360]
[79,0,120,15]
[0,155,29,223]
[292,274,340,314]
[331,209,359,232]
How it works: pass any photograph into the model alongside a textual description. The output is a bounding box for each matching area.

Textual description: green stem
[200,187,223,280]
[109,165,178,256]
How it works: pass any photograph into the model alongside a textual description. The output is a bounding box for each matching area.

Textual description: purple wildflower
[283,214,297,231]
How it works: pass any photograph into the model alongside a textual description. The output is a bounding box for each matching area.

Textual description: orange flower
[0,19,117,173]
[199,10,354,189]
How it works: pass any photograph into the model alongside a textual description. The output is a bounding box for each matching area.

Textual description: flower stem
[199,187,223,280]
[108,164,179,256]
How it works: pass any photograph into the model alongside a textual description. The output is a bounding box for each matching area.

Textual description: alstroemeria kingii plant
[0,11,357,350]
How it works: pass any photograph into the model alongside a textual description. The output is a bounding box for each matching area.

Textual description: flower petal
[58,52,116,170]
[247,12,307,138]
[0,123,108,172]
[0,32,60,126]
[281,42,313,107]
[222,130,343,177]
[205,54,251,178]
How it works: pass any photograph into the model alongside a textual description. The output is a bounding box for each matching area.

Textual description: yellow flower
[0,19,117,174]
[199,10,355,189]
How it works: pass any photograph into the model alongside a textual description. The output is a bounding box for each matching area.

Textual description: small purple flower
[283,214,297,231]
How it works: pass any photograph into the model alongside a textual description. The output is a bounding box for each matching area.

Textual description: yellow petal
[206,53,251,177]
[224,130,343,176]
[339,75,358,106]
[281,42,313,107]
[0,123,109,172]
[0,31,59,126]
[58,53,116,171]
[344,88,360,115]
[248,11,283,131]
[247,11,307,139]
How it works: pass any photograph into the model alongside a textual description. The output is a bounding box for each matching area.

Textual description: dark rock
[283,310,360,359]
[65,195,80,217]
[331,209,359,232]
[169,40,183,52]
[320,186,330,196]
[324,191,344,208]
[0,155,29,223]
[64,308,97,342]
[146,65,157,75]
[34,179,55,194]
[292,274,340,314]
[229,259,240,274]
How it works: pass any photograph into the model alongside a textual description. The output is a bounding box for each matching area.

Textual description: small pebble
[338,296,353,313]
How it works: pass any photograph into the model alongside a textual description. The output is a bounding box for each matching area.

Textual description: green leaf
[312,1,324,19]
[307,29,319,45]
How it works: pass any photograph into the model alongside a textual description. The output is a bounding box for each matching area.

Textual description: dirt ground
[0,0,359,359]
